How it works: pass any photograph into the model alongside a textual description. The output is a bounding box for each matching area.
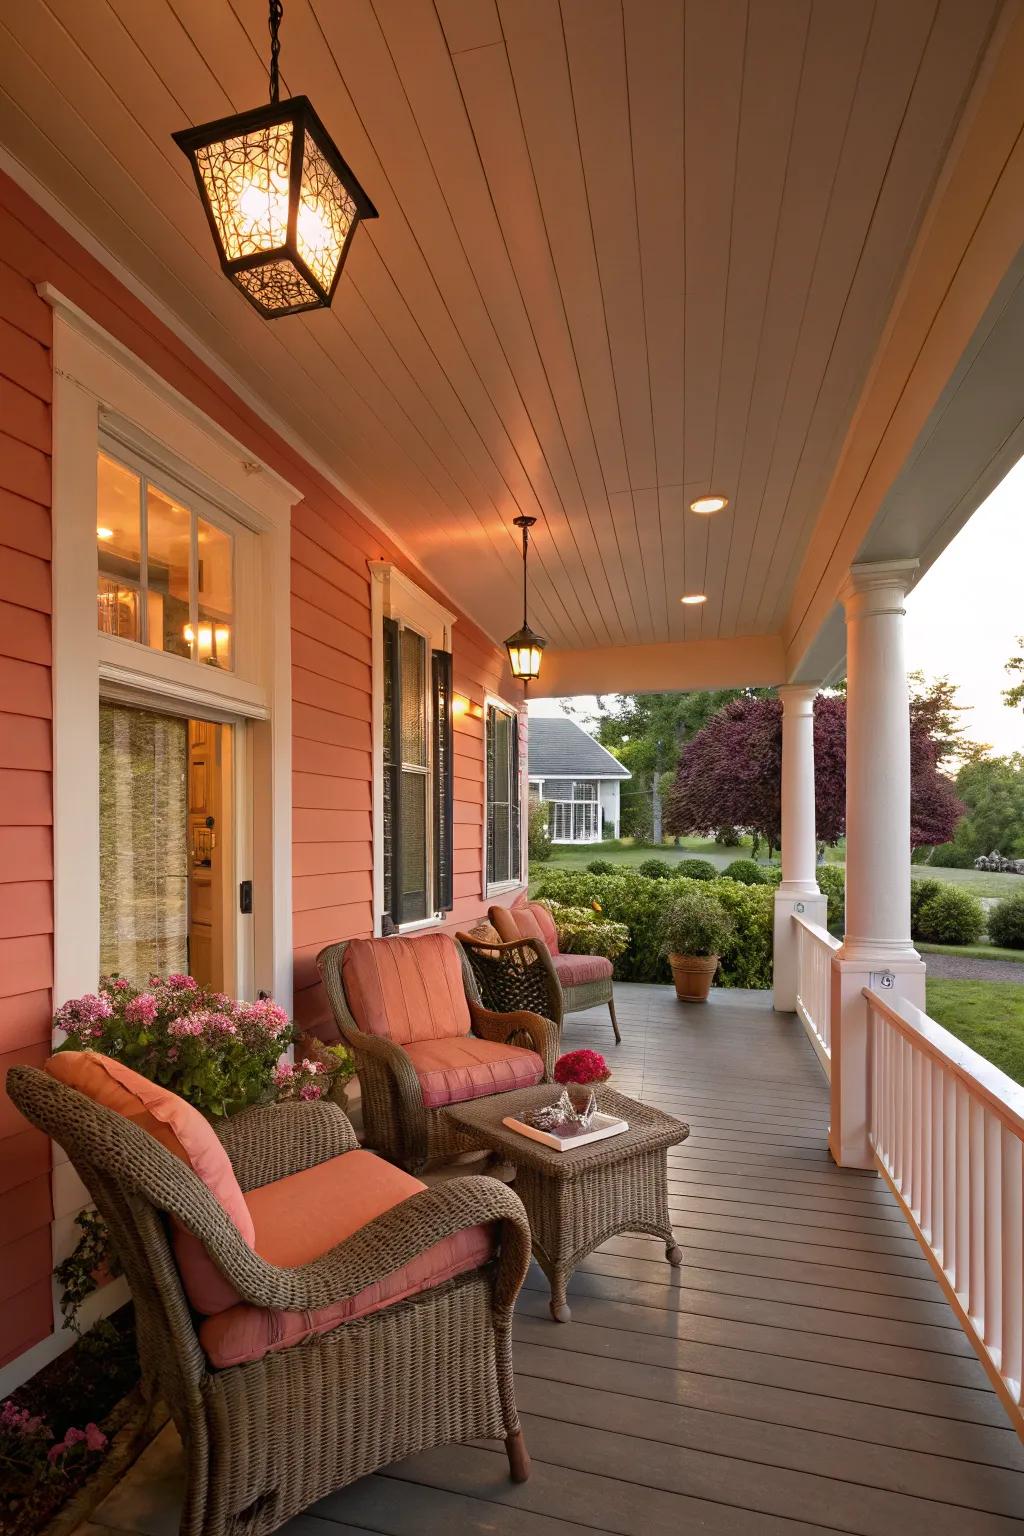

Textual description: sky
[529,462,1024,758]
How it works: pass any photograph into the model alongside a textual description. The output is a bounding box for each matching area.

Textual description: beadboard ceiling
[0,0,1003,655]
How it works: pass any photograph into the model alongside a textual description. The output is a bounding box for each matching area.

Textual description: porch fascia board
[782,5,1024,677]
[529,633,786,698]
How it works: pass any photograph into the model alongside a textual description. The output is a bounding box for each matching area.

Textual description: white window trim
[45,286,298,1013]
[483,692,525,898]
[369,563,454,934]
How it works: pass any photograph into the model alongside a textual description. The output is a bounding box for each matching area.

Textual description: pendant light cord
[268,0,284,104]
[522,521,529,626]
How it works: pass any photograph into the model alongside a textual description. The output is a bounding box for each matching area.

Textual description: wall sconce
[452,693,484,721]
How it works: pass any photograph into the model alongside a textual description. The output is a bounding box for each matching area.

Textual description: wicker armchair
[7,1067,533,1536]
[486,903,622,1046]
[316,933,558,1173]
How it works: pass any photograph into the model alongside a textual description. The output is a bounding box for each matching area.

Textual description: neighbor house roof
[527,718,631,780]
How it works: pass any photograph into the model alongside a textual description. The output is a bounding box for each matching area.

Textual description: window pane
[146,484,192,658]
[97,452,142,641]
[197,518,233,670]
[400,627,427,767]
[99,703,189,982]
[399,769,428,921]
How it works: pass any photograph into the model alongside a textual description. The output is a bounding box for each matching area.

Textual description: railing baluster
[943,1071,956,1281]
[969,1097,985,1330]
[956,1080,970,1302]
[921,1055,932,1240]
[985,1111,1002,1357]
[1001,1128,1023,1403]
[931,1062,944,1260]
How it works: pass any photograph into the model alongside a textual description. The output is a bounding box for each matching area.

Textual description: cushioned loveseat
[487,900,621,1045]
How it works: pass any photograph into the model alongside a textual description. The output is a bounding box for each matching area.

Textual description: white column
[773,686,828,1011]
[830,560,926,1168]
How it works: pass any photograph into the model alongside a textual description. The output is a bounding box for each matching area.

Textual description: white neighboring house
[528,718,631,844]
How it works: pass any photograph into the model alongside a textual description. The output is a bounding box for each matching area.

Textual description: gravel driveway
[924,954,1024,984]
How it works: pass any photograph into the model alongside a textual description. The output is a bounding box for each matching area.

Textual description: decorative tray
[501,1109,629,1152]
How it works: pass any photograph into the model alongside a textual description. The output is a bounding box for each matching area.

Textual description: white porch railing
[865,988,1024,1431]
[793,914,840,1079]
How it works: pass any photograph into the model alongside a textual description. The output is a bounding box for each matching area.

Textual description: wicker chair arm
[339,1024,426,1113]
[215,1100,358,1191]
[468,1002,558,1079]
[458,935,563,1023]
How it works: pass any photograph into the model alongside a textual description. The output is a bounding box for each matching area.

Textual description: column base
[828,952,927,1169]
[772,889,828,1013]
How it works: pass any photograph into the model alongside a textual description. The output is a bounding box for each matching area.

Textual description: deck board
[86,985,1024,1536]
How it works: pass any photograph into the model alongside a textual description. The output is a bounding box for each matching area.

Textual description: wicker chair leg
[608,998,622,1045]
[505,1428,531,1482]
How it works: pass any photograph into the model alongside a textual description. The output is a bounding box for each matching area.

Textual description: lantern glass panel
[194,121,294,263]
[299,130,358,291]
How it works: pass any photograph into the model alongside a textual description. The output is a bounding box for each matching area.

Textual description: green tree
[1004,637,1024,713]
[908,673,988,770]
[951,755,1024,859]
[593,690,757,844]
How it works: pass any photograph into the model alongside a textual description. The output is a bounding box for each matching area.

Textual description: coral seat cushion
[403,1035,544,1109]
[44,1051,257,1317]
[198,1149,494,1368]
[341,934,471,1045]
[550,953,614,988]
[488,906,523,944]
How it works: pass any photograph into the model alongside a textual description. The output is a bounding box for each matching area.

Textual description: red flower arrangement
[554,1049,611,1086]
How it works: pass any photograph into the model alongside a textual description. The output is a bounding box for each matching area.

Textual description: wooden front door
[187,718,222,988]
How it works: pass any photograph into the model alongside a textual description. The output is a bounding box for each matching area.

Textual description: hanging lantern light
[172,0,377,319]
[504,516,547,684]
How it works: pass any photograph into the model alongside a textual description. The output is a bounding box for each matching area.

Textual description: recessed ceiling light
[680,593,707,605]
[689,495,729,515]
[97,527,114,540]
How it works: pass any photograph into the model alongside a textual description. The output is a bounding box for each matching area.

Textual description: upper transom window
[96,448,235,671]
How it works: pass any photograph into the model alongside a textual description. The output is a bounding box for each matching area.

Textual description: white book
[501,1110,629,1153]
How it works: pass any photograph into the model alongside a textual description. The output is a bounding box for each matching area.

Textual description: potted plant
[660,887,735,1003]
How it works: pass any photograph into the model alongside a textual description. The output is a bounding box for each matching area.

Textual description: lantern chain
[268,0,284,105]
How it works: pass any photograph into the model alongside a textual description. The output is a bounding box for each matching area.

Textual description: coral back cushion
[44,1052,255,1315]
[490,902,559,954]
[341,934,471,1045]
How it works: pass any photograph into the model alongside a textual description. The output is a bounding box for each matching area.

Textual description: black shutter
[432,648,453,913]
[485,703,497,886]
[509,709,521,882]
[382,617,402,930]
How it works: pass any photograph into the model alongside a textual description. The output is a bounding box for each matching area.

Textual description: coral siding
[0,231,54,1369]
[0,171,525,1369]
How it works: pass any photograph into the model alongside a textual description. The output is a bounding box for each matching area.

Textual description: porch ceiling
[0,0,1006,671]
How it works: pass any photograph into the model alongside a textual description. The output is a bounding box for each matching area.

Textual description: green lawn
[925,980,1024,1085]
[911,865,1024,900]
[917,941,1024,965]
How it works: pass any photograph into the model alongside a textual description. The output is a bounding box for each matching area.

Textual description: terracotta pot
[668,953,719,1003]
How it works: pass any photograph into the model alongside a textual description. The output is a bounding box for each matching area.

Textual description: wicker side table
[443,1085,689,1322]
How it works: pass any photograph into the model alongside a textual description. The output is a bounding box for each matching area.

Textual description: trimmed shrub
[637,857,673,879]
[722,858,766,886]
[661,886,734,959]
[910,879,944,938]
[586,858,616,875]
[817,865,845,934]
[527,797,553,863]
[928,841,976,869]
[546,902,630,961]
[532,868,774,988]
[674,858,717,882]
[913,886,985,945]
[988,891,1024,950]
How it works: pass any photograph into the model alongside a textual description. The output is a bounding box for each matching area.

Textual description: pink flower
[0,1400,49,1439]
[299,1083,324,1101]
[273,1061,295,1085]
[236,998,290,1036]
[299,1058,325,1074]
[54,993,114,1032]
[166,1047,179,1062]
[166,973,197,990]
[84,1423,107,1452]
[168,1016,204,1037]
[554,1049,611,1086]
[125,993,158,1024]
[109,978,131,991]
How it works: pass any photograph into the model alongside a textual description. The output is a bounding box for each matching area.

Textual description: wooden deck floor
[85,986,1024,1536]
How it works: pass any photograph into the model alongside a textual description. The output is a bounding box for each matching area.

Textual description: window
[375,568,454,931]
[96,448,235,670]
[547,779,600,842]
[486,701,522,890]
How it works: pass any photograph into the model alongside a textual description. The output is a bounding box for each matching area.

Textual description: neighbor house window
[486,700,521,891]
[376,569,454,931]
[97,448,235,670]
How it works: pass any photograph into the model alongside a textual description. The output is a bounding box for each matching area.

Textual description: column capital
[840,559,919,618]
[778,683,820,717]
